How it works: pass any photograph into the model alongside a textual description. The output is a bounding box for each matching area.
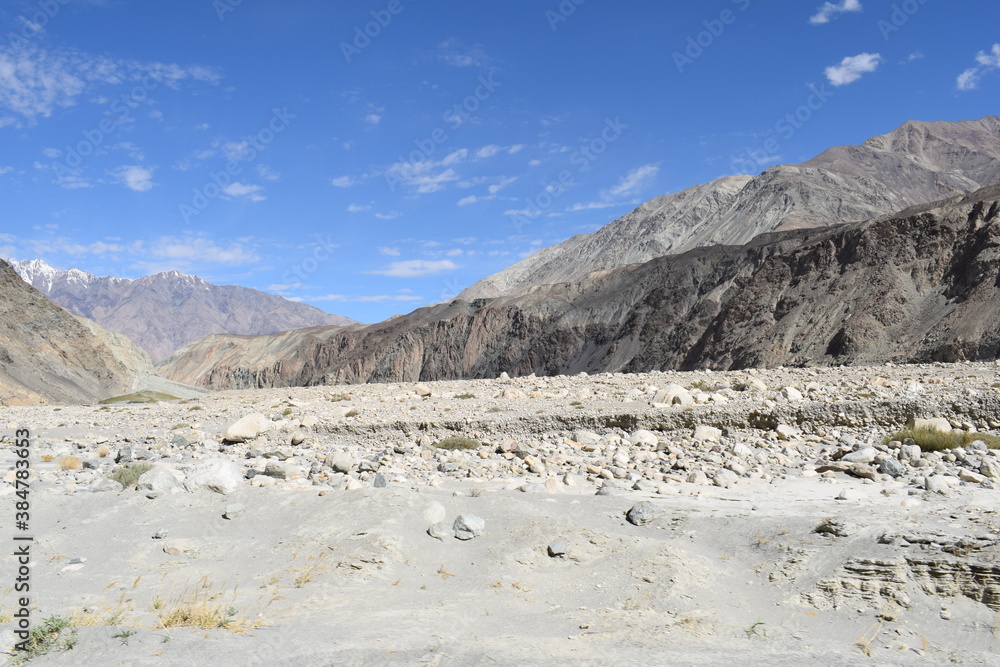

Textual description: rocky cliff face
[160,186,1000,390]
[9,261,357,364]
[460,116,1000,300]
[0,260,151,405]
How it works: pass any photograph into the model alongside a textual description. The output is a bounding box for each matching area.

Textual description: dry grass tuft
[97,444,110,458]
[883,426,1000,452]
[58,456,83,470]
[434,436,481,451]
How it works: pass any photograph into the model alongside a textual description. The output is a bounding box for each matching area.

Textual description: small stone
[548,540,567,557]
[836,488,862,501]
[626,501,660,526]
[137,465,183,495]
[629,430,659,446]
[959,469,986,484]
[775,424,800,440]
[428,522,453,540]
[325,451,355,474]
[224,504,245,520]
[453,514,485,540]
[115,446,133,464]
[924,476,951,495]
[182,459,242,495]
[415,384,432,397]
[371,472,387,488]
[980,459,1000,480]
[908,417,951,433]
[842,447,878,464]
[152,529,168,539]
[162,539,197,557]
[686,470,709,485]
[713,470,739,488]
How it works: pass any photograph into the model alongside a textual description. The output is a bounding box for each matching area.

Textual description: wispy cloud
[384,149,470,193]
[149,234,259,265]
[112,165,154,192]
[222,182,265,201]
[809,0,861,24]
[369,259,458,277]
[378,246,401,256]
[568,164,659,212]
[331,175,356,188]
[0,42,219,126]
[957,44,1000,91]
[303,293,424,303]
[825,52,882,86]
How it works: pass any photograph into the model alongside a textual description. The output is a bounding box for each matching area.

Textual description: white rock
[775,424,800,440]
[183,459,242,495]
[629,430,659,446]
[908,417,951,433]
[842,447,878,464]
[137,465,183,495]
[780,387,804,401]
[924,476,952,495]
[713,470,739,488]
[453,514,485,540]
[693,425,723,442]
[422,502,447,524]
[224,413,273,443]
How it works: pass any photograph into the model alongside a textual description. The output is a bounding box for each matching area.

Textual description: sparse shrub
[486,407,502,413]
[18,615,77,659]
[455,393,476,399]
[58,456,82,471]
[569,401,582,406]
[688,380,719,392]
[109,463,153,489]
[170,423,190,430]
[328,393,352,402]
[882,426,1000,452]
[344,410,360,418]
[97,445,110,458]
[732,382,749,392]
[433,436,481,451]
[282,408,293,416]
[189,405,205,411]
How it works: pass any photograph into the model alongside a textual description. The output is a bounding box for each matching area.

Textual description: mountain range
[460,116,1000,300]
[8,260,357,364]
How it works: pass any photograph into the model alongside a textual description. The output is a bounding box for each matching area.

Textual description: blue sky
[0,0,997,323]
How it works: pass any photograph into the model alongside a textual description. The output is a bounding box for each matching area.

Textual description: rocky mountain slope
[9,260,357,363]
[460,115,1000,300]
[160,185,1000,390]
[0,259,152,405]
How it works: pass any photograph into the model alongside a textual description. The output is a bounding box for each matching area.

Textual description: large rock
[137,465,183,494]
[224,413,273,443]
[908,417,952,433]
[626,501,660,526]
[693,425,723,442]
[183,459,243,494]
[453,515,485,540]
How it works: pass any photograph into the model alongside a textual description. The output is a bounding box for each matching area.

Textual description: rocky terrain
[9,260,356,364]
[2,362,1000,664]
[161,185,1000,390]
[460,115,1000,300]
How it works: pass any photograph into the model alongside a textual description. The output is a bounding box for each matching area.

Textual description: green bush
[18,615,77,659]
[882,426,1000,452]
[433,436,481,450]
[109,463,153,489]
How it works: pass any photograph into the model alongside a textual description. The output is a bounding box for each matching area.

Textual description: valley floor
[3,361,1000,665]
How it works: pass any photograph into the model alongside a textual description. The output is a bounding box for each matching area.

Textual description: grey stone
[182,458,243,495]
[115,446,133,464]
[224,413,273,443]
[900,444,922,463]
[626,501,660,526]
[428,522,453,540]
[548,540,567,557]
[152,529,168,539]
[325,451,355,474]
[453,514,486,540]
[924,476,951,495]
[224,503,246,520]
[372,472,387,488]
[967,440,990,453]
[422,502,447,524]
[91,478,123,493]
[877,457,906,478]
[136,465,183,495]
[693,425,723,442]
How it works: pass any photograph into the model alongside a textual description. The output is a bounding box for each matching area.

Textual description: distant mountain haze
[8,260,357,363]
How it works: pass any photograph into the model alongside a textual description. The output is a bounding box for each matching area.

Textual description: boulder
[224,413,273,443]
[183,459,243,495]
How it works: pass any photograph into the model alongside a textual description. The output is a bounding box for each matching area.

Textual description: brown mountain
[159,185,1000,389]
[460,116,1000,300]
[8,261,357,364]
[0,259,152,405]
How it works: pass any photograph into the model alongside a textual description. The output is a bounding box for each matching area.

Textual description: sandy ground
[2,363,1000,665]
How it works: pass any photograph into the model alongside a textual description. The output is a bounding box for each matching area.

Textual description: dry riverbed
[3,362,1000,665]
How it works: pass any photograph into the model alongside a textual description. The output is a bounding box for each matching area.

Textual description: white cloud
[347,203,371,213]
[378,246,401,256]
[509,144,525,154]
[0,166,13,175]
[957,44,1000,91]
[0,42,219,126]
[364,113,381,126]
[221,182,265,201]
[150,235,258,265]
[457,195,479,206]
[476,145,501,159]
[375,211,401,220]
[385,149,469,193]
[221,140,252,161]
[257,164,280,181]
[113,165,154,192]
[825,52,882,86]
[369,259,458,277]
[809,0,861,24]
[567,164,659,213]
[331,175,356,188]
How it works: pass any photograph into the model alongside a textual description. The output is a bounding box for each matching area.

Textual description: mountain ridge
[8,260,357,363]
[459,115,1000,300]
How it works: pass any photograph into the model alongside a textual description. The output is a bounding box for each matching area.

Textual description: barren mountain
[160,185,1000,390]
[0,259,151,405]
[9,260,357,363]
[460,116,1000,300]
